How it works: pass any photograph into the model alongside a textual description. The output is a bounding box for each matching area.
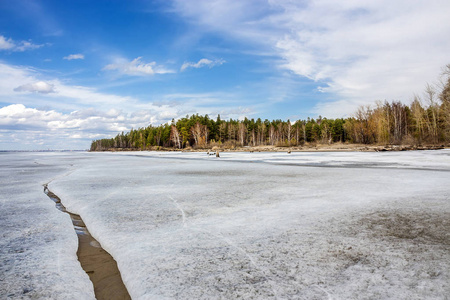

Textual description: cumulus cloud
[0,35,43,52]
[0,103,181,139]
[0,104,134,149]
[14,81,55,94]
[0,62,255,149]
[0,60,188,147]
[180,58,225,71]
[103,57,175,76]
[0,104,62,129]
[63,53,85,60]
[0,104,126,133]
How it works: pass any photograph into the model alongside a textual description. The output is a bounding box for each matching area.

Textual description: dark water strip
[43,185,131,300]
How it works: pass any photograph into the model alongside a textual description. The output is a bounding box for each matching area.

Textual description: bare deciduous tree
[170,125,182,149]
[424,84,439,143]
[410,97,425,143]
[238,123,246,146]
[269,124,276,145]
[190,122,203,146]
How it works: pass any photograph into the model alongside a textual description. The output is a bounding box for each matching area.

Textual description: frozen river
[1,150,449,299]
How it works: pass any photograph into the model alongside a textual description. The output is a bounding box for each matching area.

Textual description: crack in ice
[167,194,187,228]
[44,169,76,187]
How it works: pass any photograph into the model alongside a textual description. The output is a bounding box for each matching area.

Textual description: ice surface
[0,152,95,299]
[47,150,450,299]
[2,150,449,299]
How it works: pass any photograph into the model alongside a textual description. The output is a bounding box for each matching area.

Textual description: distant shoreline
[90,143,448,153]
[0,150,87,153]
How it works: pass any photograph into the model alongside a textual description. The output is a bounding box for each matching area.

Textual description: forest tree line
[91,66,450,151]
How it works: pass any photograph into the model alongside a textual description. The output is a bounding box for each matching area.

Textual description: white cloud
[103,57,175,76]
[0,62,181,148]
[14,81,55,94]
[181,58,225,71]
[0,62,255,149]
[0,35,43,52]
[63,53,85,60]
[0,104,63,130]
[171,0,273,41]
[0,62,137,111]
[0,36,15,50]
[0,103,140,134]
[15,41,43,51]
[0,104,134,150]
[171,0,450,117]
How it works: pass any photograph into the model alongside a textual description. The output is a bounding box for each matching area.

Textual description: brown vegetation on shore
[98,142,447,153]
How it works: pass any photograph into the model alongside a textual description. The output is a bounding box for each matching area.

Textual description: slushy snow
[1,150,449,299]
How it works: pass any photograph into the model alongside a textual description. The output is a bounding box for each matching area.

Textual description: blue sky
[1,0,449,150]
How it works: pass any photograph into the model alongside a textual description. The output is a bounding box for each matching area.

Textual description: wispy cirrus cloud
[180,58,225,71]
[1,62,145,113]
[171,0,450,117]
[63,53,85,60]
[103,57,175,76]
[0,35,44,52]
[1,62,248,118]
